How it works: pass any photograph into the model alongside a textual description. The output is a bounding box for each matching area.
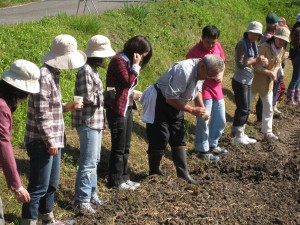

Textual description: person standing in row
[0,60,40,225]
[231,21,268,145]
[186,25,227,161]
[106,35,152,190]
[22,35,87,225]
[72,35,115,213]
[287,13,300,105]
[141,55,225,184]
[251,27,290,140]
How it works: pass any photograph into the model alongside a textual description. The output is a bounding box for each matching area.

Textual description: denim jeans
[75,125,102,202]
[0,197,4,225]
[232,79,251,127]
[288,54,300,91]
[22,141,61,220]
[251,92,273,133]
[195,99,226,152]
[106,108,132,187]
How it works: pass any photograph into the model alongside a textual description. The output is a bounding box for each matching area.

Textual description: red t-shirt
[186,40,225,100]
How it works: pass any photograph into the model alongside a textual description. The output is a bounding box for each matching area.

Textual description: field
[0,0,299,224]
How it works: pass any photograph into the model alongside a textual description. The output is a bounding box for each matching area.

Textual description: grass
[0,0,37,8]
[0,0,298,223]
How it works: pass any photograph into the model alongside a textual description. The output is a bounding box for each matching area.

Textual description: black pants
[146,89,186,151]
[232,79,251,127]
[106,108,132,187]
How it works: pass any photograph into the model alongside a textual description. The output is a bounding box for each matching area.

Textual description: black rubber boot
[148,149,164,176]
[171,147,199,184]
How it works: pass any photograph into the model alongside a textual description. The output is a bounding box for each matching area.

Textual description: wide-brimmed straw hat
[42,34,87,69]
[246,21,263,35]
[273,27,290,43]
[84,35,116,58]
[2,59,40,93]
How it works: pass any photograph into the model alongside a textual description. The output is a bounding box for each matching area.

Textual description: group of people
[0,11,300,225]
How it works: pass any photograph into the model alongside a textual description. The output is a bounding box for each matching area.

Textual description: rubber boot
[255,97,263,122]
[286,89,296,105]
[171,147,199,184]
[232,126,249,145]
[148,149,164,176]
[294,89,300,103]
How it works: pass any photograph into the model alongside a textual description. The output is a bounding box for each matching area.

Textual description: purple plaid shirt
[72,64,105,130]
[25,65,65,148]
[291,26,300,52]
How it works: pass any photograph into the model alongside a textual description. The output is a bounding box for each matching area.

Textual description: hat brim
[246,30,263,36]
[42,50,87,70]
[2,71,40,93]
[273,35,290,43]
[84,49,116,58]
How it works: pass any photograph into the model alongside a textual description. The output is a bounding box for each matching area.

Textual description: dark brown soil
[67,106,300,225]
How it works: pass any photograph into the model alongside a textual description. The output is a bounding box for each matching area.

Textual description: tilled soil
[72,106,300,225]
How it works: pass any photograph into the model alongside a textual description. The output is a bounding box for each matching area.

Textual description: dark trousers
[232,79,251,127]
[106,108,132,187]
[146,89,186,151]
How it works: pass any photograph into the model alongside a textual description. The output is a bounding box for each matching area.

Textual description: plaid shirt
[291,26,300,52]
[106,53,140,116]
[25,65,65,148]
[72,64,105,130]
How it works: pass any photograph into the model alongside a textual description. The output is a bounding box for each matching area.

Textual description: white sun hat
[246,21,263,35]
[84,35,116,58]
[42,34,87,70]
[2,59,40,93]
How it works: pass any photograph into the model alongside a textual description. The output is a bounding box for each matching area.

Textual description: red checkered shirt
[106,53,140,116]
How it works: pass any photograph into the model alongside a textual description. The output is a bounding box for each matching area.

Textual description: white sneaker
[273,105,282,114]
[90,194,105,206]
[265,132,279,140]
[233,136,249,145]
[126,180,141,188]
[73,201,96,214]
[118,182,136,190]
[244,135,257,143]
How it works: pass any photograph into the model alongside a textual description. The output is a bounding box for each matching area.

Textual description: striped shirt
[72,64,105,130]
[25,65,65,148]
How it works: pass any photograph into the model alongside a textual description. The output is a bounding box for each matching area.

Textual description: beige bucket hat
[42,34,87,69]
[273,27,290,43]
[2,59,40,93]
[246,21,263,35]
[84,35,116,58]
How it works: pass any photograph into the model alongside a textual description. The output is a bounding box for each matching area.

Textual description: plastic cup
[74,96,83,109]
[133,90,143,100]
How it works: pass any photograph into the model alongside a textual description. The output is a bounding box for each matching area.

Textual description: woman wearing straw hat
[251,27,290,140]
[0,60,40,225]
[231,21,268,145]
[21,35,86,225]
[72,35,115,214]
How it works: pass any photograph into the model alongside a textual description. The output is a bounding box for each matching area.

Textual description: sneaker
[210,146,228,154]
[42,219,75,225]
[126,180,141,188]
[73,201,96,214]
[118,182,136,190]
[91,194,105,206]
[197,152,220,161]
[265,132,279,140]
[233,136,249,145]
[244,135,257,144]
[273,105,282,114]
